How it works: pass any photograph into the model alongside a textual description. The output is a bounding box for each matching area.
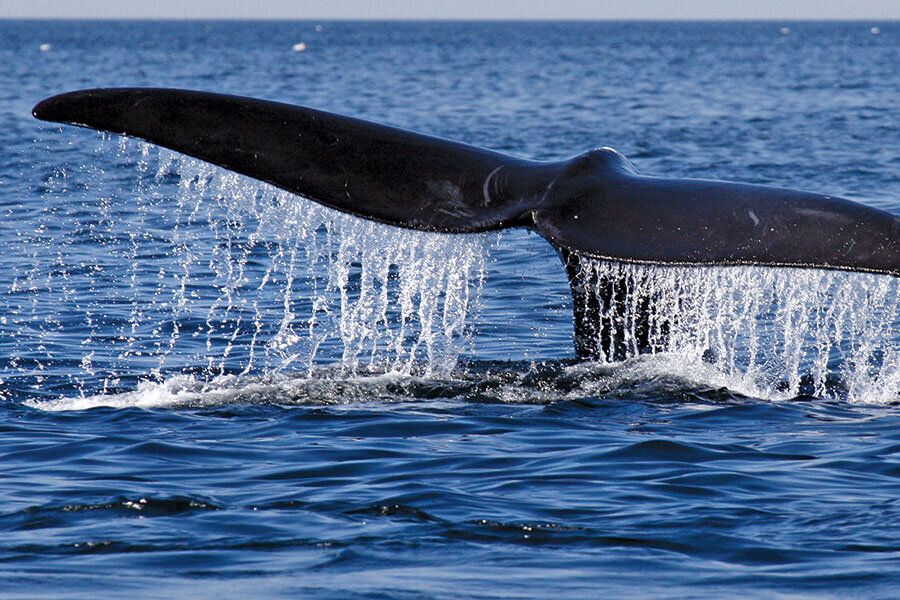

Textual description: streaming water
[151,147,489,377]
[8,140,489,399]
[575,258,900,403]
[11,138,900,406]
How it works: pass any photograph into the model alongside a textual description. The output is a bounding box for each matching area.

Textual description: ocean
[3,20,900,598]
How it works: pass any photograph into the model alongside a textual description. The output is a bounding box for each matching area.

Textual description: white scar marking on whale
[483,167,502,206]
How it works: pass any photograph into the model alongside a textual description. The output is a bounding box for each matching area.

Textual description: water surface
[3,20,900,599]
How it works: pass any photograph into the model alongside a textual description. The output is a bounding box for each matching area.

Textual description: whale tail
[32,88,552,234]
[33,88,900,359]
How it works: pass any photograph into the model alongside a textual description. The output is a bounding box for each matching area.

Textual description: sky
[3,0,900,21]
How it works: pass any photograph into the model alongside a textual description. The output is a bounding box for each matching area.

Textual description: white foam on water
[26,371,421,412]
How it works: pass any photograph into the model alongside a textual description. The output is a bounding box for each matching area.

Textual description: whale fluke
[32,88,551,234]
[33,88,900,359]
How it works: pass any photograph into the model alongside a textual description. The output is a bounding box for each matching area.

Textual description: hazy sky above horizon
[4,0,900,20]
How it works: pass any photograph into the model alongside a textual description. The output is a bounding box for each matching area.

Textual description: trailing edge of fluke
[32,88,900,359]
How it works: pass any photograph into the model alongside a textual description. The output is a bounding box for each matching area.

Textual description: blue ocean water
[3,20,900,598]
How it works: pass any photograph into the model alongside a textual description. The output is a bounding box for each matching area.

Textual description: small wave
[27,369,455,411]
[27,349,898,412]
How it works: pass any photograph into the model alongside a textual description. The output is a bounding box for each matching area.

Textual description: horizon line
[2,17,899,23]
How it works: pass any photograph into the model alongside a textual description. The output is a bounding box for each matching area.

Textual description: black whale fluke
[33,88,549,234]
[33,88,900,359]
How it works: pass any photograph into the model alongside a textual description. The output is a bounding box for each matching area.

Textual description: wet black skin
[33,89,900,360]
